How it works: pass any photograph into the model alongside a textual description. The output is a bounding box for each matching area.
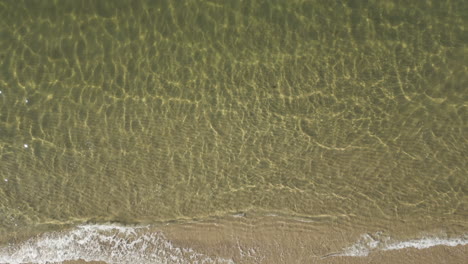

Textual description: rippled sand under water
[0,0,467,263]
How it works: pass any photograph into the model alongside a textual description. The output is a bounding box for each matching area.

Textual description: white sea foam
[0,224,235,264]
[336,232,468,257]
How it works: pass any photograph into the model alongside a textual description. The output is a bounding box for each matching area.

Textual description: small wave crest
[0,224,234,264]
[334,232,468,257]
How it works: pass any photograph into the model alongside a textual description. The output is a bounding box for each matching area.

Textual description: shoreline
[60,244,468,264]
[1,214,466,264]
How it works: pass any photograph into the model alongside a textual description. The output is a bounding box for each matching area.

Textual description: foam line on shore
[336,232,468,257]
[0,224,234,264]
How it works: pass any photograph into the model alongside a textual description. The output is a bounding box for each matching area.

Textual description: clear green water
[0,0,466,255]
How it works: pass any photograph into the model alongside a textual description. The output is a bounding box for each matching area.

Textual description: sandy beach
[63,245,467,264]
[13,214,465,264]
[60,235,467,264]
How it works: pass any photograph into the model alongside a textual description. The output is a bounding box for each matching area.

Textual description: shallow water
[0,0,467,263]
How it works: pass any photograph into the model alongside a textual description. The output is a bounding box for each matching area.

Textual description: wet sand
[52,214,467,264]
[159,218,467,264]
[60,243,467,264]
